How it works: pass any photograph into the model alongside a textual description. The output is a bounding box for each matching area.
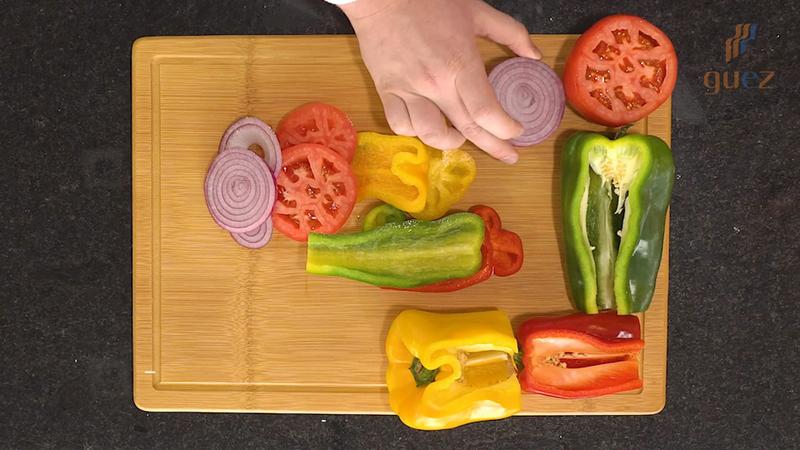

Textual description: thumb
[473,3,541,59]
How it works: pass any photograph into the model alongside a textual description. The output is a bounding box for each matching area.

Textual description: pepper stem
[514,352,524,372]
[409,357,440,387]
[613,124,634,140]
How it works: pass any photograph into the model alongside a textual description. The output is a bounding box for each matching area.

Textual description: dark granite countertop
[2,0,798,448]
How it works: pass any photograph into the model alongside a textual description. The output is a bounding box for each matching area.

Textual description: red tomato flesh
[273,144,357,241]
[563,15,678,127]
[277,102,357,162]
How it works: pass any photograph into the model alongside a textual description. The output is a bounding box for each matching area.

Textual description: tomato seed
[634,31,660,50]
[612,28,631,44]
[323,195,339,216]
[590,89,614,110]
[593,41,621,61]
[306,184,320,198]
[586,66,611,83]
[276,185,297,208]
[332,182,346,196]
[322,159,340,178]
[638,59,667,92]
[305,210,322,230]
[619,57,635,73]
[613,86,647,110]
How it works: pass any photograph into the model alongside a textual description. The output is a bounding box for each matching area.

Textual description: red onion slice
[489,57,565,147]
[219,117,282,174]
[231,217,273,249]
[205,148,275,233]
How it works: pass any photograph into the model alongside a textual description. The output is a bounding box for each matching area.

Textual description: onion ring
[231,217,273,249]
[219,117,282,174]
[489,57,565,147]
[204,148,275,233]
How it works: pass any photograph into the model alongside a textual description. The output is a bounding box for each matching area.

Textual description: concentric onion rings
[489,57,565,147]
[204,147,275,233]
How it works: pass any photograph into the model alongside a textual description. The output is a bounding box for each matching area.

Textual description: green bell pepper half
[307,212,484,288]
[561,132,675,314]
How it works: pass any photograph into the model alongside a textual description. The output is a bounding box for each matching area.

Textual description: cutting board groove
[133,35,669,414]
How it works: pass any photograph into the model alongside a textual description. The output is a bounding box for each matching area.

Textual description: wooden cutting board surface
[132,35,669,414]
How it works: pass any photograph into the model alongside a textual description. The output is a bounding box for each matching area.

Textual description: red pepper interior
[518,328,644,398]
[550,352,633,369]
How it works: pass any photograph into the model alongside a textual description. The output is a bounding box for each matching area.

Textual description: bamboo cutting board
[133,35,669,415]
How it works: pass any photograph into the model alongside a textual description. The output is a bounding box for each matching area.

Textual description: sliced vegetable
[489,57,565,146]
[410,148,476,221]
[351,132,429,213]
[517,312,644,398]
[362,203,407,232]
[562,132,674,314]
[273,143,357,242]
[231,218,273,249]
[386,309,521,430]
[204,148,275,233]
[469,205,524,277]
[219,116,282,174]
[562,15,678,127]
[394,235,493,292]
[306,212,484,288]
[276,102,357,162]
[395,205,522,292]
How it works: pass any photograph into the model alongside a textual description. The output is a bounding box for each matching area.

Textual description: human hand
[341,0,540,164]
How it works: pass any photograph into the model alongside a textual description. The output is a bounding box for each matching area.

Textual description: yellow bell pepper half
[351,132,430,213]
[411,148,477,221]
[352,132,477,217]
[385,310,521,430]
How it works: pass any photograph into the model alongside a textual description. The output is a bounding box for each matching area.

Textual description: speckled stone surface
[1,0,798,448]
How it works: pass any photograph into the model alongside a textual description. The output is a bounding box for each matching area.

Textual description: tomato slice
[273,144,357,241]
[563,15,678,127]
[519,329,644,398]
[277,102,357,162]
[468,205,524,277]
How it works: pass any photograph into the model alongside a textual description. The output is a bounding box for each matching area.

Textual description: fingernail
[502,153,519,164]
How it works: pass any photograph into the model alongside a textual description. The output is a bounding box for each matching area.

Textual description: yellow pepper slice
[351,132,429,213]
[385,310,521,430]
[411,148,477,221]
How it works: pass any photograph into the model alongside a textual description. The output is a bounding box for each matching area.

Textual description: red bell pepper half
[517,312,644,398]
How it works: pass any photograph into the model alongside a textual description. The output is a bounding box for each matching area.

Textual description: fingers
[379,92,413,136]
[473,2,542,60]
[404,95,465,150]
[455,56,523,141]
[438,95,519,164]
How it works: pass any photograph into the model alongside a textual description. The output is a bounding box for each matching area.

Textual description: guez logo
[704,23,775,95]
[725,23,758,63]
